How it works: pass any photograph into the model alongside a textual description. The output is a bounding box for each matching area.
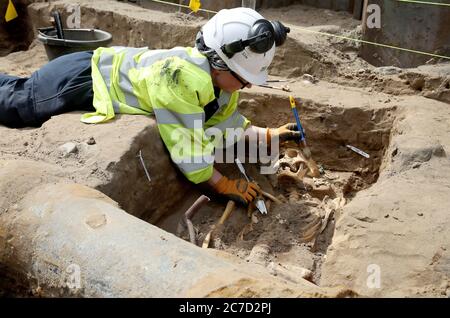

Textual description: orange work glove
[212,176,261,206]
[267,123,301,143]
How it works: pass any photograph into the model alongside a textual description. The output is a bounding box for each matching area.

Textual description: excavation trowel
[235,158,267,214]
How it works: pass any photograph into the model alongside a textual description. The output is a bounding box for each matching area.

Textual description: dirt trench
[1,0,449,297]
[0,0,396,294]
[155,97,395,285]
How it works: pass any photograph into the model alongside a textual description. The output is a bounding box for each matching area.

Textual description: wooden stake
[362,0,369,34]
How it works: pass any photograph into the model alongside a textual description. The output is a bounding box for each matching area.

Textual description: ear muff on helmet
[248,19,275,54]
[221,19,290,58]
[270,20,290,46]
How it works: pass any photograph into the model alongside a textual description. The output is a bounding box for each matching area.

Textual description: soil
[1,0,449,297]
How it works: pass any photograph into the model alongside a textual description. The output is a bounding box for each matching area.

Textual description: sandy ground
[0,0,449,297]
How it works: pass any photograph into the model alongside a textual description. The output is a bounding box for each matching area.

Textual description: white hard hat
[200,8,280,85]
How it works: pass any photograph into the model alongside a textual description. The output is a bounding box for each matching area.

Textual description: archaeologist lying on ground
[0,7,300,206]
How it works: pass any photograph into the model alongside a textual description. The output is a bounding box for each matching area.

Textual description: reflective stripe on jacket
[81,46,250,183]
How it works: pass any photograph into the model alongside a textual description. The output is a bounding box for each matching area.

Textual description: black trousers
[0,51,95,128]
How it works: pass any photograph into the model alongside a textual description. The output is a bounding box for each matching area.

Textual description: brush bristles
[303,147,312,159]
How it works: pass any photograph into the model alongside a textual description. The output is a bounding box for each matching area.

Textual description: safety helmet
[197,7,290,85]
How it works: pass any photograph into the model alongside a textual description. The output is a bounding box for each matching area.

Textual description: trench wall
[0,0,34,56]
[361,0,450,67]
[239,93,395,176]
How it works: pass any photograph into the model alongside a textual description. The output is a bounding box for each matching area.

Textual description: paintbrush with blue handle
[289,95,311,159]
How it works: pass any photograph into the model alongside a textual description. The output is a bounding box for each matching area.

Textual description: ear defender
[247,19,275,54]
[270,20,290,47]
[221,20,290,58]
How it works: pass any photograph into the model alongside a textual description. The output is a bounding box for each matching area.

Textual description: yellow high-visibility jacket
[81,46,250,184]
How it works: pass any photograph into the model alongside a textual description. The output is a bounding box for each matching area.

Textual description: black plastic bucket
[37,27,113,60]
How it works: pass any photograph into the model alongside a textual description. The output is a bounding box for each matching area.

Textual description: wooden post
[361,0,369,33]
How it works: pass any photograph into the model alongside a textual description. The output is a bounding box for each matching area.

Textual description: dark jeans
[0,51,95,128]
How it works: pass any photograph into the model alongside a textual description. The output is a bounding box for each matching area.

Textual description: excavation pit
[2,0,448,298]
[156,95,395,285]
[0,95,396,295]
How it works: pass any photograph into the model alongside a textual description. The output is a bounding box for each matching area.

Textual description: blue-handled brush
[289,96,311,159]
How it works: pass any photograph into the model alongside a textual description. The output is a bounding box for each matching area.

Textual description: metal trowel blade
[256,199,267,214]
